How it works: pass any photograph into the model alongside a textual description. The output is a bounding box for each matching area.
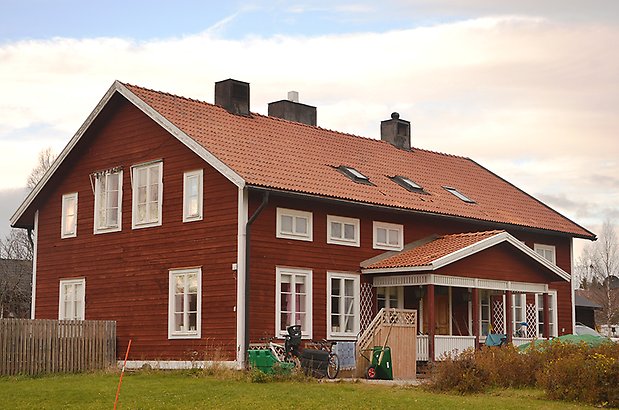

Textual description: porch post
[472,287,479,349]
[505,290,513,343]
[428,283,435,362]
[543,292,550,339]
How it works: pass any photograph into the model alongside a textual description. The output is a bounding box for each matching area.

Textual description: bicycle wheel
[327,353,340,379]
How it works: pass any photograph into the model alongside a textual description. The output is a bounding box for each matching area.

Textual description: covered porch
[370,273,557,361]
[360,230,569,361]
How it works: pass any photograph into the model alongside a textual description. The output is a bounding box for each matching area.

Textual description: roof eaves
[118,83,245,188]
[11,81,247,229]
[467,158,596,241]
[11,81,124,228]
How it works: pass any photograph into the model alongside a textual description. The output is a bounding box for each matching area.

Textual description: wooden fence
[0,319,116,376]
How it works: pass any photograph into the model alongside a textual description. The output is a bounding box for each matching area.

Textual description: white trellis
[492,300,505,334]
[525,303,538,338]
[359,282,373,333]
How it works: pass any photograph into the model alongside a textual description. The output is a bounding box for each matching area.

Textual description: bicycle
[312,339,340,379]
[254,326,339,378]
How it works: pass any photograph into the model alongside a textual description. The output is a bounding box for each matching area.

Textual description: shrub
[429,339,619,407]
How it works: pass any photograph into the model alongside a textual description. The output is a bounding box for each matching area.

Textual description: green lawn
[0,371,593,409]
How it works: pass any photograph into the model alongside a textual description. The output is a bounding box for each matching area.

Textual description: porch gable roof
[360,230,570,281]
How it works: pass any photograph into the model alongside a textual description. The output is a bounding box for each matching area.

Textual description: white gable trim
[11,81,245,227]
[362,231,570,281]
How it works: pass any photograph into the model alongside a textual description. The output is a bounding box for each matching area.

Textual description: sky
[1,0,618,259]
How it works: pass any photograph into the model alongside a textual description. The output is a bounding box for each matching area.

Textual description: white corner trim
[11,80,245,228]
[362,231,570,281]
[30,210,39,319]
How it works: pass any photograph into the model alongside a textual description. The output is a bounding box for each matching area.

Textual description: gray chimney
[268,92,317,126]
[215,79,250,116]
[381,112,411,150]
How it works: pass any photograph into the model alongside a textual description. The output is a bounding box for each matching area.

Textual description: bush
[429,339,619,407]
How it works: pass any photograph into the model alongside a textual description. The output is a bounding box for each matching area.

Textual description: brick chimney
[381,112,411,150]
[268,91,317,126]
[215,79,250,116]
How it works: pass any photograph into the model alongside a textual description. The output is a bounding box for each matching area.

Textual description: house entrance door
[436,294,450,335]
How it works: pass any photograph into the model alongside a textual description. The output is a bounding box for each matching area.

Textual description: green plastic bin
[369,346,393,380]
[248,350,294,374]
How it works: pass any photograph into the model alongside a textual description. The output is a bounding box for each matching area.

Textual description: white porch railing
[417,335,429,361]
[416,335,476,361]
[512,337,536,347]
[435,336,476,360]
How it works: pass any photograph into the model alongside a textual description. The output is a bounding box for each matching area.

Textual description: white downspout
[30,210,39,319]
[236,188,248,367]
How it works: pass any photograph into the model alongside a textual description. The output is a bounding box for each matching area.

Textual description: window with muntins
[377,287,404,310]
[480,290,491,336]
[328,272,359,339]
[276,267,312,338]
[61,192,78,238]
[534,244,556,265]
[94,170,123,233]
[513,293,526,336]
[373,221,404,251]
[537,294,556,338]
[327,215,360,247]
[168,268,201,339]
[276,208,313,241]
[59,278,85,320]
[183,169,203,222]
[132,161,163,229]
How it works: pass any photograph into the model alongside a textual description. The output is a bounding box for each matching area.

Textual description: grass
[0,371,594,409]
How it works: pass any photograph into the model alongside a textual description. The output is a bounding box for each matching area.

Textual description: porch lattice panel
[359,282,373,334]
[525,303,538,338]
[492,300,505,334]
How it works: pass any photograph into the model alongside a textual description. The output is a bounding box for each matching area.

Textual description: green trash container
[368,346,393,380]
[248,350,294,374]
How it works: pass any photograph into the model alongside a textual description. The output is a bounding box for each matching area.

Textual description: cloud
[0,15,618,240]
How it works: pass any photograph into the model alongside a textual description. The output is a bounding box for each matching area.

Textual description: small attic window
[391,175,425,193]
[337,166,373,185]
[444,186,475,203]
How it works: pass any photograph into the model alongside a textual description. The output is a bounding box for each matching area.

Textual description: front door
[422,290,451,335]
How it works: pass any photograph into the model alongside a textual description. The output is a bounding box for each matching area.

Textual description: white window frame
[183,169,203,222]
[480,290,491,336]
[512,293,526,334]
[276,208,313,242]
[61,192,78,239]
[168,267,202,339]
[534,244,556,265]
[327,272,360,340]
[58,278,85,320]
[94,170,123,234]
[275,267,312,339]
[327,215,360,247]
[373,221,404,251]
[377,286,404,310]
[132,161,163,229]
[536,292,558,338]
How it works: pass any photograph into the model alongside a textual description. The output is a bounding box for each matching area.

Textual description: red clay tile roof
[123,83,594,239]
[362,231,505,269]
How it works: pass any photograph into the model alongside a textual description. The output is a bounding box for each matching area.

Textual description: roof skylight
[337,166,373,185]
[391,175,424,193]
[444,186,475,203]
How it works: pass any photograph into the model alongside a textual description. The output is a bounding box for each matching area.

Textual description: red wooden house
[11,79,595,368]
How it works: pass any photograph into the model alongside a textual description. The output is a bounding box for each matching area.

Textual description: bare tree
[0,147,55,318]
[27,147,56,190]
[577,219,619,334]
[0,230,32,318]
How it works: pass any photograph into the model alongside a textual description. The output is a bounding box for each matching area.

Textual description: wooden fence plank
[0,319,116,376]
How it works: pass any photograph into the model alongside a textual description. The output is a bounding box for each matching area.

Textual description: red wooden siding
[34,98,239,360]
[247,192,575,342]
